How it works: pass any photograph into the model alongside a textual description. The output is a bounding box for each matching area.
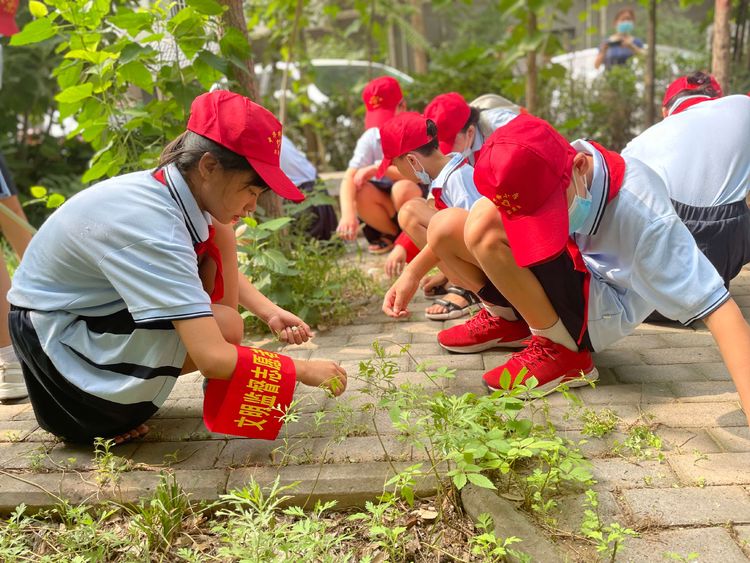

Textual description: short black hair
[460,107,480,134]
[412,119,440,156]
[664,71,722,111]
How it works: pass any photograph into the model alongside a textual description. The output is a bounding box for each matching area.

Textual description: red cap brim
[502,188,569,268]
[0,14,19,37]
[376,156,392,178]
[249,158,305,203]
[365,107,397,130]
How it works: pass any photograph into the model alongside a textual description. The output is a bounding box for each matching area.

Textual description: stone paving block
[642,402,746,428]
[640,347,723,365]
[309,345,383,360]
[554,489,624,533]
[607,334,669,350]
[141,418,205,442]
[382,342,443,357]
[697,362,733,381]
[0,442,50,470]
[408,354,484,371]
[670,381,739,403]
[592,349,644,368]
[130,440,224,469]
[107,469,227,504]
[227,461,442,509]
[480,350,514,370]
[0,401,32,421]
[0,420,38,442]
[168,382,205,399]
[0,471,100,511]
[632,321,695,335]
[590,458,678,489]
[622,527,747,563]
[734,294,750,307]
[656,427,722,455]
[445,370,494,396]
[576,382,675,406]
[153,398,204,419]
[668,453,750,486]
[412,331,443,343]
[561,430,628,458]
[622,486,750,526]
[348,332,412,346]
[45,442,139,471]
[658,332,720,348]
[613,364,705,384]
[707,427,750,453]
[731,525,750,555]
[529,404,642,431]
[391,321,442,337]
[7,403,36,421]
[24,428,59,443]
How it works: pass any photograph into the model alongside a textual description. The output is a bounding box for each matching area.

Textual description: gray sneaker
[0,362,28,401]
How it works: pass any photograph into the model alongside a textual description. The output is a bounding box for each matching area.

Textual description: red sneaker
[483,335,598,394]
[438,308,531,353]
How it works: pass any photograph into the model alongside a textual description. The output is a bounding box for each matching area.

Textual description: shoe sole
[439,337,529,354]
[484,368,599,396]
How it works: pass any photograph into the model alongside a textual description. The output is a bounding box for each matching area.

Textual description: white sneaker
[0,362,28,401]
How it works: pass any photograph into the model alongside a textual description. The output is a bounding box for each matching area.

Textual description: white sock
[530,318,578,352]
[0,345,18,365]
[482,301,517,321]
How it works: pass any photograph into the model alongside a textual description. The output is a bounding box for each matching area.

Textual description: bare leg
[356,182,399,236]
[390,179,423,211]
[0,254,11,348]
[464,198,557,329]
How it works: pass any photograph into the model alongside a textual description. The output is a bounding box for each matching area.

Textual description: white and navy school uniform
[622,95,750,288]
[468,108,520,166]
[349,127,394,191]
[8,164,214,442]
[430,153,483,211]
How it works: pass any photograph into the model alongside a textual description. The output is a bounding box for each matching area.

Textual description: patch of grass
[580,408,619,438]
[613,418,664,461]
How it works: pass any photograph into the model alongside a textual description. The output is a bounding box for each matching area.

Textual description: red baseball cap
[0,0,19,37]
[662,74,723,108]
[424,92,471,154]
[363,76,403,130]
[474,114,576,268]
[187,91,304,203]
[377,112,432,177]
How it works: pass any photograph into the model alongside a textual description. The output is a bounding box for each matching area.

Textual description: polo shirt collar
[570,139,608,237]
[163,164,211,245]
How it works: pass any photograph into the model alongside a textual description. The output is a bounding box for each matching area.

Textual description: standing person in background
[335,76,425,254]
[0,152,32,401]
[279,135,337,241]
[594,8,645,70]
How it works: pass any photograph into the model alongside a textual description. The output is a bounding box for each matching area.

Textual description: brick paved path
[2,254,750,561]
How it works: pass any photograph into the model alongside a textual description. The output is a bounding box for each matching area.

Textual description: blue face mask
[616,20,634,34]
[407,156,432,185]
[568,173,592,234]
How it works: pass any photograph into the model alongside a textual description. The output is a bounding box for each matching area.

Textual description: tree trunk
[525,10,538,114]
[712,0,732,93]
[644,0,657,126]
[218,0,259,101]
[410,0,428,74]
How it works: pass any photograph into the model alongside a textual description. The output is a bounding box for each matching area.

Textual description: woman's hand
[266,309,313,345]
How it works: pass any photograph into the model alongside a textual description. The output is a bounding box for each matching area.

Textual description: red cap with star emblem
[473,113,576,268]
[187,90,304,203]
[362,76,404,130]
[424,92,472,154]
[662,73,723,109]
[377,112,433,177]
[0,0,20,37]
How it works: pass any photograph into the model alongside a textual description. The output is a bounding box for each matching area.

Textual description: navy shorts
[477,250,594,352]
[9,306,158,443]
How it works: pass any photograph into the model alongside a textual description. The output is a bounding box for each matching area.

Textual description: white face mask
[407,155,431,185]
[568,172,592,234]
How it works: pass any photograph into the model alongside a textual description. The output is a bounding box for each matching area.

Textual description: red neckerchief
[670,96,717,116]
[153,168,224,303]
[432,157,469,211]
[564,141,625,345]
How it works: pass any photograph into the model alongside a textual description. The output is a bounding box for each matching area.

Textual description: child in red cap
[335,76,425,255]
[624,73,750,318]
[377,112,483,320]
[417,114,750,425]
[7,90,347,444]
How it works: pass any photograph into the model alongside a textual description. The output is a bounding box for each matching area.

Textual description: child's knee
[465,204,507,257]
[212,304,244,344]
[397,199,425,232]
[427,208,466,249]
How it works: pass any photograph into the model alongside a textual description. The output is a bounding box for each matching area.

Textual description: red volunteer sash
[394,232,420,262]
[203,345,297,439]
[431,187,448,211]
[565,141,625,345]
[153,168,224,303]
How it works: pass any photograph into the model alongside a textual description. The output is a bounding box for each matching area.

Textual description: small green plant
[126,472,192,555]
[580,489,639,562]
[664,551,700,561]
[92,437,132,485]
[580,408,619,438]
[469,513,529,562]
[613,419,664,461]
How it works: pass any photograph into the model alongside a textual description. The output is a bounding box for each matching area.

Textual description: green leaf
[30,186,47,198]
[260,217,293,231]
[10,18,57,46]
[187,0,225,16]
[82,156,113,184]
[46,194,66,208]
[55,83,94,104]
[196,50,229,74]
[452,472,467,490]
[499,368,511,390]
[109,10,154,35]
[119,43,156,64]
[29,1,49,18]
[118,61,154,93]
[467,473,497,489]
